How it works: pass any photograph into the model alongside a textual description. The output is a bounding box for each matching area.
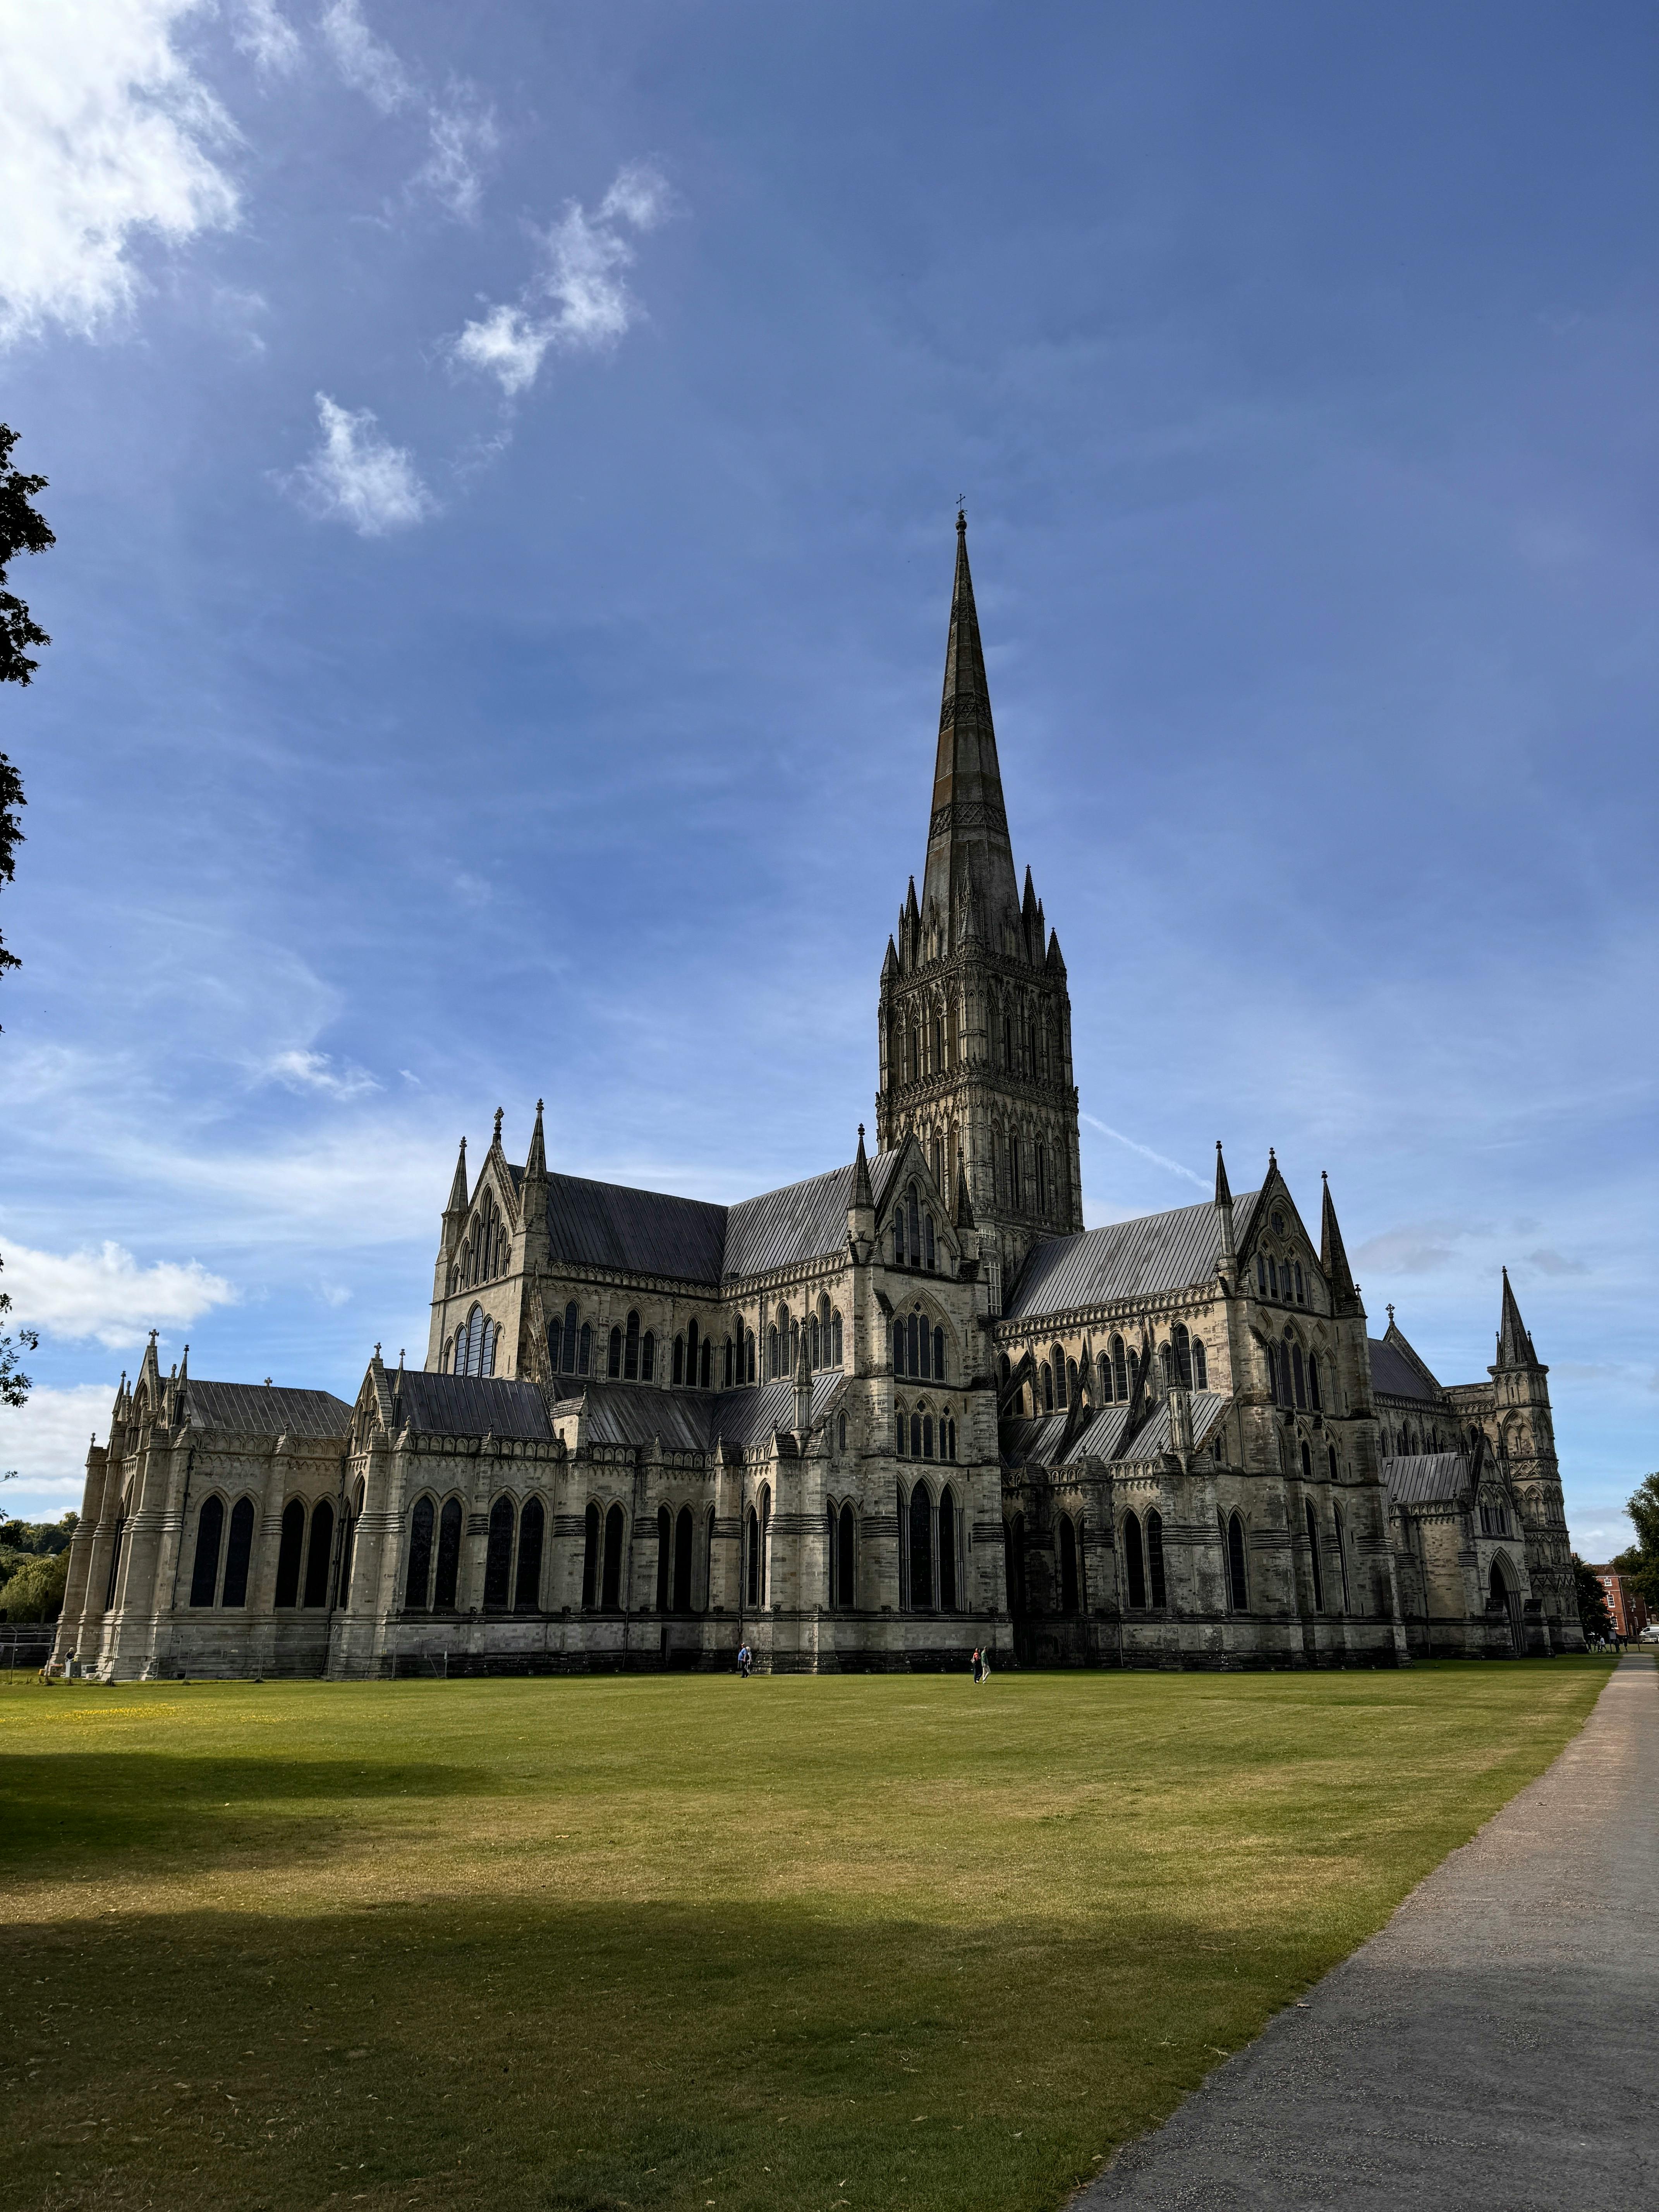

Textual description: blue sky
[1,2,1654,1557]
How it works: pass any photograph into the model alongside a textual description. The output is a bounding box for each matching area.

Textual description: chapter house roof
[1001,1192,1261,1321]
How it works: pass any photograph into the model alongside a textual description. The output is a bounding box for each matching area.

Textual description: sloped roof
[1000,1391,1228,1468]
[180,1381,352,1439]
[1001,1193,1259,1320]
[577,1373,848,1453]
[541,1152,906,1286]
[1369,1338,1442,1405]
[391,1372,553,1441]
[1383,1451,1472,1508]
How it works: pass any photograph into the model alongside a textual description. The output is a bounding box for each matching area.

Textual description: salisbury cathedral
[52,518,1583,1679]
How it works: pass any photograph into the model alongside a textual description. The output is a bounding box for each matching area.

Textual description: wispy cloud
[288,392,433,536]
[319,0,496,216]
[0,0,240,345]
[1354,1222,1466,1275]
[452,162,674,397]
[1,1239,238,1349]
[1081,1113,1206,1189]
[234,0,301,76]
[264,1047,381,1100]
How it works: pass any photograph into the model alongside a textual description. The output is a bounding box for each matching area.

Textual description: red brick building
[1589,1566,1651,1638]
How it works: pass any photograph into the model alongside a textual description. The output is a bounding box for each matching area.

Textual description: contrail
[1081,1113,1207,1189]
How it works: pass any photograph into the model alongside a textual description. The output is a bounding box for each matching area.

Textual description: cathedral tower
[876,515,1084,1308]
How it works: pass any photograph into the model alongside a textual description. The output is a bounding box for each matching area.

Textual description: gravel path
[1077,1656,1658,2210]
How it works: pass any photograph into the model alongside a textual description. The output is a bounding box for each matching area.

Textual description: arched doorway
[1489,1554,1523,1654]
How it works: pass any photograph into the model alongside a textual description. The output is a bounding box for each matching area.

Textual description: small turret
[847,1125,875,1264]
[794,1324,814,1438]
[1215,1140,1236,1269]
[1495,1267,1539,1369]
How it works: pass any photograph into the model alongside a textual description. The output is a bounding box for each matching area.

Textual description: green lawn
[2,1660,1611,2212]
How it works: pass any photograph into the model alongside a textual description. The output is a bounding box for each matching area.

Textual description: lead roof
[1368,1338,1443,1405]
[539,1151,905,1286]
[1000,1389,1229,1468]
[1001,1193,1261,1320]
[179,1380,353,1439]
[1382,1451,1473,1507]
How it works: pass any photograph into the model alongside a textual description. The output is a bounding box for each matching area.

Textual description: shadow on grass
[8,1894,1304,2212]
[2,1755,494,1865]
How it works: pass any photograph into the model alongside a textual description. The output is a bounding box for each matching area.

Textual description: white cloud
[320,2,495,215]
[415,93,497,220]
[289,392,433,536]
[265,1047,381,1099]
[0,0,240,345]
[234,0,301,75]
[0,1384,117,1504]
[452,161,673,397]
[2,1240,238,1349]
[318,0,412,113]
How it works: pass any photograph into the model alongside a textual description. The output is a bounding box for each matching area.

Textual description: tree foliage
[0,420,53,1003]
[0,1544,69,1621]
[1571,1553,1614,1642]
[1613,1470,1659,1610]
[0,1255,37,1413]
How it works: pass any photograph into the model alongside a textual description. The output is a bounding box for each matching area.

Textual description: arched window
[276,1497,306,1607]
[404,1498,433,1610]
[945,1416,957,1460]
[655,1506,672,1612]
[1067,1357,1079,1403]
[1123,1510,1146,1608]
[1097,1353,1113,1404]
[515,1497,544,1610]
[484,1494,515,1608]
[744,1326,756,1381]
[998,1352,1012,1394]
[673,1334,686,1386]
[838,1412,847,1451]
[642,1330,656,1382]
[924,1213,936,1270]
[558,1302,579,1372]
[766,1325,779,1378]
[1159,1342,1173,1387]
[302,1500,335,1608]
[1328,1443,1338,1481]
[1112,1336,1128,1401]
[699,1337,712,1389]
[1305,1499,1324,1609]
[922,1413,934,1458]
[1054,1516,1076,1613]
[933,1325,946,1380]
[222,1497,255,1608]
[833,1312,844,1367]
[1172,1324,1192,1389]
[838,1502,856,1608]
[1006,1511,1026,1615]
[1300,1439,1312,1480]
[723,1337,735,1388]
[809,1314,820,1369]
[939,1485,958,1610]
[1009,1134,1021,1206]
[1041,1362,1054,1413]
[895,1407,907,1455]
[674,1504,694,1613]
[608,1324,623,1379]
[578,1322,592,1374]
[103,1513,127,1611]
[1225,1511,1248,1612]
[909,1483,933,1609]
[1192,1340,1208,1390]
[1147,1509,1166,1607]
[789,1317,800,1373]
[1051,1347,1067,1408]
[910,1411,923,1457]
[1295,1260,1305,1305]
[894,1200,906,1266]
[581,1502,600,1609]
[1292,1341,1307,1409]
[908,1185,921,1262]
[601,1503,625,1609]
[1256,1254,1268,1293]
[426,1497,459,1610]
[687,1319,701,1388]
[462,1304,484,1376]
[625,1311,641,1379]
[189,1495,224,1607]
[1307,1353,1321,1410]
[1036,1145,1048,1218]
[1269,1256,1279,1298]
[1334,1504,1351,1611]
[746,1506,761,1607]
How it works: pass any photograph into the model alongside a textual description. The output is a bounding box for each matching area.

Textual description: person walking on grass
[971,1647,982,1685]
[738,1643,752,1678]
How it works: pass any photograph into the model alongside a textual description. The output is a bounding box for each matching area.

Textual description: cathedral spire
[1320,1171,1359,1314]
[525,1100,547,1181]
[851,1123,872,1211]
[1495,1266,1537,1368]
[920,511,1020,946]
[445,1135,469,1217]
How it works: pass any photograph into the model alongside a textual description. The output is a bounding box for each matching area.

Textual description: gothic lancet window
[1192,1339,1208,1389]
[1123,1511,1146,1608]
[275,1498,306,1608]
[222,1497,254,1608]
[625,1310,641,1380]
[601,1504,625,1609]
[189,1495,223,1607]
[515,1497,544,1610]
[303,1500,335,1608]
[581,1502,600,1609]
[434,1498,462,1611]
[484,1495,514,1608]
[642,1330,655,1381]
[1305,1498,1324,1609]
[1113,1335,1128,1401]
[1225,1511,1248,1612]
[1147,1509,1166,1607]
[1307,1353,1320,1409]
[1060,1516,1079,1614]
[404,1497,434,1609]
[1173,1324,1193,1389]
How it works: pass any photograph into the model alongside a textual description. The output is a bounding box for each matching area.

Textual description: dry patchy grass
[0,1659,1612,2212]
